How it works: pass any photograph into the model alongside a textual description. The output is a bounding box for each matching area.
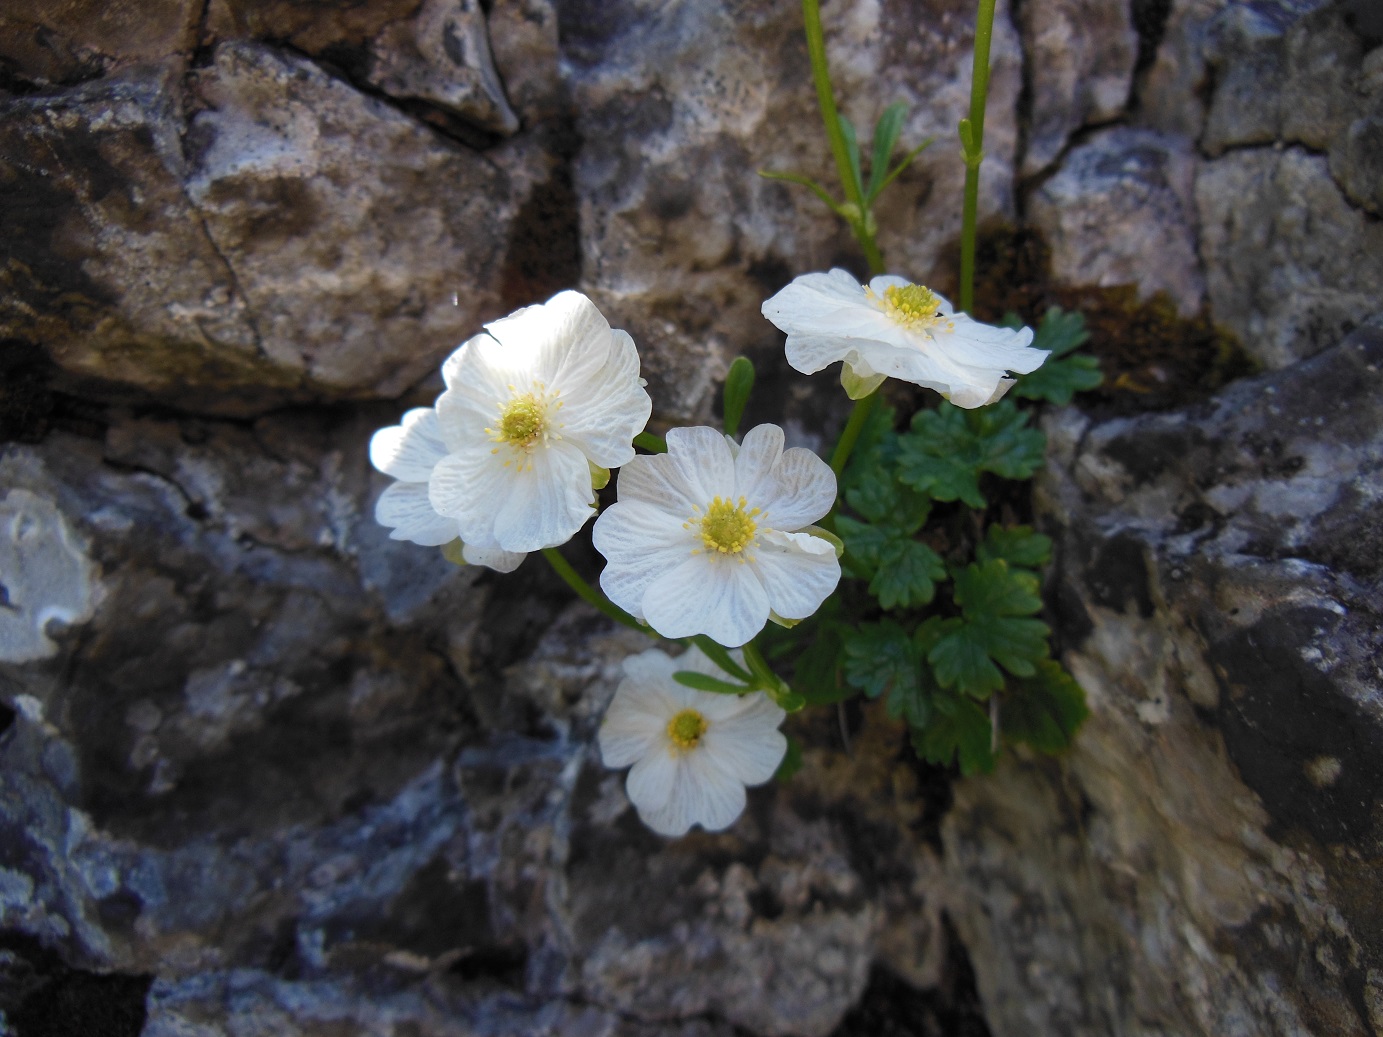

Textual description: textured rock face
[945,321,1383,1037]
[2,0,1382,1035]
[1018,0,1139,174]
[1030,128,1204,313]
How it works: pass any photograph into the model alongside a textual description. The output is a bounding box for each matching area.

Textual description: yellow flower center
[667,708,708,750]
[497,393,547,447]
[695,496,760,555]
[881,283,943,328]
[486,384,565,470]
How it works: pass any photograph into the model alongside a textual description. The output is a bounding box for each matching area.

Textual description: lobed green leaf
[911,691,995,774]
[976,525,1052,570]
[1002,659,1090,753]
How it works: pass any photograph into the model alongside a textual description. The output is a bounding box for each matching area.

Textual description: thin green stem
[740,641,778,690]
[959,0,998,316]
[803,0,863,212]
[801,0,886,276]
[541,548,649,633]
[828,391,879,476]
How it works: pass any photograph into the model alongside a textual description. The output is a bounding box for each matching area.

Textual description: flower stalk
[802,0,885,276]
[958,0,998,315]
[541,547,649,633]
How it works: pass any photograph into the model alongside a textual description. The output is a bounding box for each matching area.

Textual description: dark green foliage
[896,401,1045,508]
[1002,660,1089,752]
[1007,307,1103,405]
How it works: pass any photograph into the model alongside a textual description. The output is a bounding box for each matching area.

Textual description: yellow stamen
[667,708,708,750]
[695,496,759,555]
[876,282,944,329]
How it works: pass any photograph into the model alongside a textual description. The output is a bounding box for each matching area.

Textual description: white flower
[592,424,840,647]
[427,290,652,554]
[762,268,1049,408]
[599,646,787,837]
[369,406,526,572]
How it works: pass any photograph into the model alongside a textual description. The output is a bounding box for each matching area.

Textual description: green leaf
[967,402,1047,480]
[952,559,1044,617]
[843,470,931,531]
[873,137,934,200]
[1002,659,1090,753]
[673,671,752,695]
[722,356,755,437]
[837,114,865,203]
[688,635,754,683]
[791,620,853,706]
[757,169,842,214]
[976,525,1052,570]
[929,561,1051,694]
[911,692,995,774]
[842,620,919,702]
[866,101,908,202]
[884,399,1046,505]
[838,518,945,609]
[1011,307,1102,406]
[927,618,1004,695]
[775,734,804,781]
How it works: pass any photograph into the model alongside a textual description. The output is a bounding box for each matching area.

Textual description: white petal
[484,290,612,384]
[627,750,679,814]
[762,269,869,333]
[369,409,448,482]
[490,440,596,551]
[731,423,784,509]
[600,681,674,769]
[375,481,459,546]
[750,529,841,621]
[641,555,770,647]
[558,330,652,469]
[703,700,787,785]
[428,443,515,530]
[937,316,1044,372]
[593,501,695,619]
[460,542,526,572]
[754,446,837,532]
[676,750,748,832]
[663,426,738,503]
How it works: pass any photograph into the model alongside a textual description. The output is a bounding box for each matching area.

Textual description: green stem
[541,548,649,633]
[828,391,879,476]
[801,0,886,277]
[959,0,998,316]
[740,641,778,690]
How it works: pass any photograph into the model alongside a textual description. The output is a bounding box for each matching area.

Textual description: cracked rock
[1018,0,1139,175]
[1029,127,1204,313]
[1197,146,1383,368]
[367,0,521,136]
[944,319,1383,1037]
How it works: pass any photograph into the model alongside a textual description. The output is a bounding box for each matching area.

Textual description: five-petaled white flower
[762,269,1048,408]
[599,646,787,837]
[369,406,526,572]
[427,290,652,554]
[592,423,840,647]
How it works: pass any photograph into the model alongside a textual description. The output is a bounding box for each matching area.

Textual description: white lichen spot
[1305,755,1342,788]
[0,490,99,663]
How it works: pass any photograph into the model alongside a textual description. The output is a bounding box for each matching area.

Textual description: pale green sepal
[768,610,803,630]
[441,539,467,566]
[841,363,887,400]
[589,462,610,490]
[800,525,844,558]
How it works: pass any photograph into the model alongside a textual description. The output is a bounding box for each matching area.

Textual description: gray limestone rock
[1202,0,1383,214]
[0,42,529,415]
[366,0,521,135]
[1029,127,1204,313]
[945,320,1383,1037]
[564,0,1022,420]
[1196,146,1383,368]
[1019,0,1140,174]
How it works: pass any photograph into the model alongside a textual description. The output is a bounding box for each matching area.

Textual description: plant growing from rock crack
[369,0,1099,836]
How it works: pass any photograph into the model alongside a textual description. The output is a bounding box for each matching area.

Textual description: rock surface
[1030,127,1204,313]
[2,0,1382,1035]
